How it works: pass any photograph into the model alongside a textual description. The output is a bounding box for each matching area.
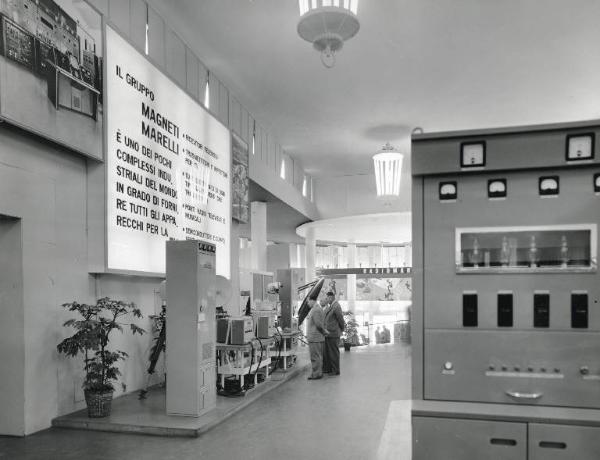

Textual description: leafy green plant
[342,311,360,346]
[57,298,145,393]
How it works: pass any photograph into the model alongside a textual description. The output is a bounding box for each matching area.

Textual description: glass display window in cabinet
[455,224,597,273]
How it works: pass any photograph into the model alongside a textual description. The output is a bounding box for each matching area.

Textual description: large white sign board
[106,27,231,277]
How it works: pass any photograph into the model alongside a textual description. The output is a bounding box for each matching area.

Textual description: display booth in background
[0,0,103,159]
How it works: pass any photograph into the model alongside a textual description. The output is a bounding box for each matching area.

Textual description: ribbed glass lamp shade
[299,0,359,16]
[373,143,403,198]
[298,0,359,67]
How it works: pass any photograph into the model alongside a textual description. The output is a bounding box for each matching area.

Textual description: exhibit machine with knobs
[166,240,217,417]
[411,121,600,459]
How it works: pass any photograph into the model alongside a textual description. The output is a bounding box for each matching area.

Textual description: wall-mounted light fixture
[204,70,210,109]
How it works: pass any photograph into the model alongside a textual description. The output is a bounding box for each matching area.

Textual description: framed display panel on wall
[231,132,249,223]
[455,224,597,274]
[0,0,103,159]
[105,26,231,278]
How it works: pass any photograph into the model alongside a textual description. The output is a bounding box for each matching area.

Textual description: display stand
[271,331,301,370]
[217,337,275,388]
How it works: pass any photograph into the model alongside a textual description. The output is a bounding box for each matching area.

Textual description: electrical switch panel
[497,292,513,327]
[533,292,550,328]
[463,292,478,327]
[571,292,588,329]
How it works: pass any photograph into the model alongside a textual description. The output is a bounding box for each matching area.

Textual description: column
[305,226,316,281]
[347,242,356,313]
[251,201,267,271]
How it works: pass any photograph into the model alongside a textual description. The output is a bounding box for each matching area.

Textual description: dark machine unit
[276,268,305,330]
[411,121,600,459]
[228,317,254,345]
[255,314,276,339]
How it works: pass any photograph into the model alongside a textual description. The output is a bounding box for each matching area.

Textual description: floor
[52,355,310,437]
[0,343,411,460]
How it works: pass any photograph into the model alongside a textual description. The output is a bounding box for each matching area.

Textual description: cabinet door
[413,417,526,460]
[529,424,600,460]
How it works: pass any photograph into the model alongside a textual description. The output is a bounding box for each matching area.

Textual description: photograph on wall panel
[0,0,102,159]
[231,132,249,223]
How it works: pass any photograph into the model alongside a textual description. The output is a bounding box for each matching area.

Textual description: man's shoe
[308,375,323,380]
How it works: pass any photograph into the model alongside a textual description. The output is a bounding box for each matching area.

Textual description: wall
[0,216,24,435]
[267,243,291,273]
[0,125,87,434]
[0,125,160,434]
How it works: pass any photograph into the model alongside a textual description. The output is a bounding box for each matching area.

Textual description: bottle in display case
[500,236,510,267]
[560,235,569,268]
[529,235,538,268]
[456,224,596,273]
[469,237,482,267]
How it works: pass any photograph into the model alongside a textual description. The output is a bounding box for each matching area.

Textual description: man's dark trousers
[324,337,340,374]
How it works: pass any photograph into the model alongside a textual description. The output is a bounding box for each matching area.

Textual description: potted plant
[57,297,145,418]
[342,311,360,351]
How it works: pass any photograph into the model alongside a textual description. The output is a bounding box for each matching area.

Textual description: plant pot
[343,343,352,351]
[84,390,114,418]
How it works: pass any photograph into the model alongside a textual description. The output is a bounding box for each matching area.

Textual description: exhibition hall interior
[1,0,600,459]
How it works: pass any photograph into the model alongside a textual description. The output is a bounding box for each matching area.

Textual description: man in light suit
[323,291,345,376]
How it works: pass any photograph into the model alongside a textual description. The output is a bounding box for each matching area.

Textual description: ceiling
[148,0,600,181]
[296,212,411,245]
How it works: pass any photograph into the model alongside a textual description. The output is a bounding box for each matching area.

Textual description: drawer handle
[539,441,567,449]
[490,438,517,446]
[505,390,542,400]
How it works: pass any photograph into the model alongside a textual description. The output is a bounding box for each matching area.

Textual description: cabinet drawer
[529,423,600,460]
[413,417,526,460]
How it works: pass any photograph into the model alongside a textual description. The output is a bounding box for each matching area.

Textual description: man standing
[306,294,329,380]
[323,291,345,376]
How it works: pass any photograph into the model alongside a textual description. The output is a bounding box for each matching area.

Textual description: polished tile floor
[0,342,411,460]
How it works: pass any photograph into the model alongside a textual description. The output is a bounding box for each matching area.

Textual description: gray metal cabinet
[413,417,527,460]
[529,424,600,460]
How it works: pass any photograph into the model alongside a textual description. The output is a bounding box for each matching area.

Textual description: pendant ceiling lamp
[373,143,403,199]
[297,0,360,68]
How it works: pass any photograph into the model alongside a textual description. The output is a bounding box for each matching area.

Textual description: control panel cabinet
[411,121,600,459]
[166,240,217,417]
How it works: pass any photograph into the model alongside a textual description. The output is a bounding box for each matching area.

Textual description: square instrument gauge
[566,133,594,161]
[460,141,486,168]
